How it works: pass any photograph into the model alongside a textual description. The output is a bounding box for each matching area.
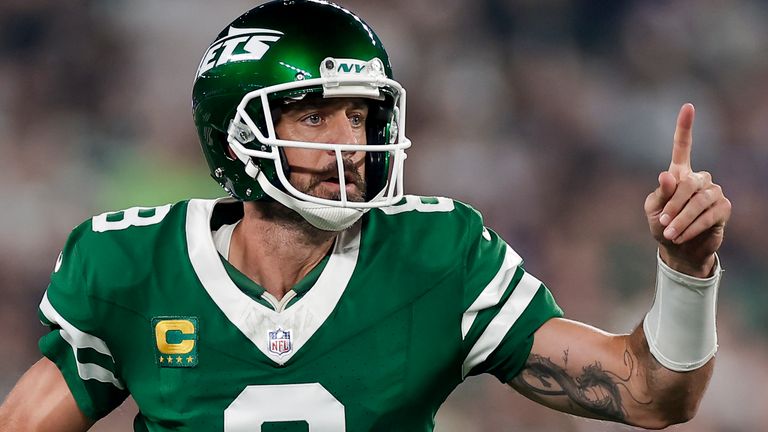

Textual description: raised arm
[511,104,730,429]
[0,357,94,432]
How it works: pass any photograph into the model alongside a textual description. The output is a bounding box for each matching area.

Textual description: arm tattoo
[512,349,651,422]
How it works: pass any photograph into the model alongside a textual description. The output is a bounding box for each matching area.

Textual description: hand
[644,103,731,277]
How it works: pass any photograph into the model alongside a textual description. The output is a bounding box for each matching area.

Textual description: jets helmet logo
[196,26,283,77]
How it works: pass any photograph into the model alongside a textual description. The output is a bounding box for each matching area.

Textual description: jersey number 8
[225,383,345,431]
[91,205,172,232]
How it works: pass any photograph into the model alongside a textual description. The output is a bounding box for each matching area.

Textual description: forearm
[510,318,715,429]
[622,251,721,427]
[625,324,714,428]
[0,358,93,432]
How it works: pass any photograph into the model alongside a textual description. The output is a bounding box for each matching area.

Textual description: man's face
[275,97,368,202]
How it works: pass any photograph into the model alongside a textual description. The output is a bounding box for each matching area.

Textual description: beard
[250,157,367,239]
[292,157,367,202]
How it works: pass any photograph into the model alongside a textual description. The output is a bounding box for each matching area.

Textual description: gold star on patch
[167,355,173,363]
[187,356,194,363]
[159,356,164,363]
[176,356,182,363]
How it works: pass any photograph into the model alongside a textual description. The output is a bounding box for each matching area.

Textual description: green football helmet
[192,0,411,230]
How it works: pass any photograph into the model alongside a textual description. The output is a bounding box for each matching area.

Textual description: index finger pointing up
[670,103,695,175]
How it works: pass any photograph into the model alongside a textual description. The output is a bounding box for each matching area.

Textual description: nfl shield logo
[268,328,292,356]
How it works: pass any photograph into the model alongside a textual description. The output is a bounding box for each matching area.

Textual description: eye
[349,113,365,128]
[301,113,322,126]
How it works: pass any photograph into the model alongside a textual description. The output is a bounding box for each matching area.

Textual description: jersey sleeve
[37,222,128,420]
[458,205,563,383]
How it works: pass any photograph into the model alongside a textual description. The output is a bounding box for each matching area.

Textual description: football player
[0,1,731,431]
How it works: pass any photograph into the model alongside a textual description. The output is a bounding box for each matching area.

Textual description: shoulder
[73,200,190,253]
[368,195,487,242]
[369,195,484,229]
[363,195,487,262]
[59,200,194,292]
[43,199,199,336]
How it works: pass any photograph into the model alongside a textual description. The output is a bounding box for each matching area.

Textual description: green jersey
[39,196,562,431]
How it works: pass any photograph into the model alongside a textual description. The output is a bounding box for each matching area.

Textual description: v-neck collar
[218,253,331,307]
[185,198,361,365]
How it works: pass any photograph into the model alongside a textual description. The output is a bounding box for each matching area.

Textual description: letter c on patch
[155,320,196,354]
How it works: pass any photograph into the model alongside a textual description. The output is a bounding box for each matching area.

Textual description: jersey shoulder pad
[56,201,190,296]
[366,195,488,268]
[371,195,486,238]
[372,194,482,224]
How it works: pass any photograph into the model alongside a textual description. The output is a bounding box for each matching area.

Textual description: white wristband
[643,251,722,372]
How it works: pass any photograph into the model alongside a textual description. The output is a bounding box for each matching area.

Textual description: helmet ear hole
[225,146,237,161]
[204,127,238,162]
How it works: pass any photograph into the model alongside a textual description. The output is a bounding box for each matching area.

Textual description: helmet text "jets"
[196,27,284,78]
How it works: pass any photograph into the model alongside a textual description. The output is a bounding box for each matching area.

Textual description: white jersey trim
[461,243,523,339]
[39,292,125,390]
[212,220,240,260]
[461,271,542,378]
[186,198,361,365]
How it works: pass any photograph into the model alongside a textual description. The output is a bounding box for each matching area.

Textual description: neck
[228,201,337,301]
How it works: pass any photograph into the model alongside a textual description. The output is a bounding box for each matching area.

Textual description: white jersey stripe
[40,292,125,390]
[461,244,522,339]
[461,272,541,378]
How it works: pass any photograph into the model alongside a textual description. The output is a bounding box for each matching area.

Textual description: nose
[326,111,360,145]
[323,111,365,165]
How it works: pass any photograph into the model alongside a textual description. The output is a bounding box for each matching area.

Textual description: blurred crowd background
[1,0,766,430]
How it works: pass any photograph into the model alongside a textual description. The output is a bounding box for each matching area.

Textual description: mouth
[293,160,367,202]
[320,177,358,193]
[321,172,354,185]
[312,170,367,201]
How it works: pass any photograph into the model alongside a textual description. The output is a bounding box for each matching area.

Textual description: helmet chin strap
[255,171,369,231]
